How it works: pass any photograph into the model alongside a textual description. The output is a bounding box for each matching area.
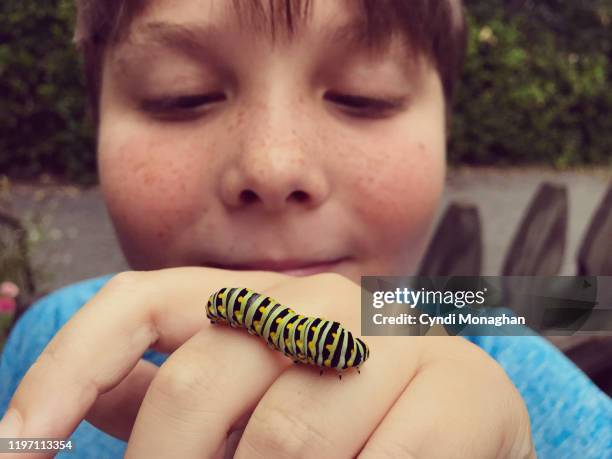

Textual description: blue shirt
[1,275,611,458]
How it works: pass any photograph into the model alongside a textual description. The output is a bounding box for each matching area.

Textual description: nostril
[237,189,311,207]
[290,190,309,203]
[239,189,258,204]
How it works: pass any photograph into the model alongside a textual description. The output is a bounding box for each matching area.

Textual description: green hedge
[451,0,612,167]
[0,0,96,183]
[1,1,610,183]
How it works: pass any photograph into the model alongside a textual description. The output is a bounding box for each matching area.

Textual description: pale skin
[0,0,535,457]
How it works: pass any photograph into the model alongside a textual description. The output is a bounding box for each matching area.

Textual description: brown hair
[74,0,466,125]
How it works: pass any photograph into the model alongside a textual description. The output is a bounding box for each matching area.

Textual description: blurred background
[0,1,610,388]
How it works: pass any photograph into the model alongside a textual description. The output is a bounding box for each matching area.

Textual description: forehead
[133,0,366,40]
[117,0,416,64]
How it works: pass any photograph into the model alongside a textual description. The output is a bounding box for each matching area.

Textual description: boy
[1,0,610,457]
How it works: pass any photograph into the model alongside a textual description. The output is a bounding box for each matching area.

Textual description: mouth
[205,257,349,276]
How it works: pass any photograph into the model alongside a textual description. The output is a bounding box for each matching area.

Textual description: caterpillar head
[356,337,370,363]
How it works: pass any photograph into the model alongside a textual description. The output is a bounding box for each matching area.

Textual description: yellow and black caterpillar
[206,287,369,373]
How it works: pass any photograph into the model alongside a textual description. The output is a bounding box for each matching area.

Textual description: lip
[206,258,348,276]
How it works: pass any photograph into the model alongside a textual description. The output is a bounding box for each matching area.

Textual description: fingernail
[0,409,22,437]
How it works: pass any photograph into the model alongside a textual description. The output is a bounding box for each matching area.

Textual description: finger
[232,278,426,459]
[1,267,288,443]
[233,349,413,459]
[358,339,534,459]
[85,358,159,441]
[125,322,289,458]
[128,272,381,459]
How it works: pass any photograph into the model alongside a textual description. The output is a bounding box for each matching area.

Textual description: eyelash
[141,93,226,115]
[141,92,403,119]
[324,92,405,118]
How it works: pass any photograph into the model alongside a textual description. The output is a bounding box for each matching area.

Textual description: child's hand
[1,268,534,458]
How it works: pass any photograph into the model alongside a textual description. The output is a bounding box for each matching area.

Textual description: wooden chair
[418,202,482,276]
[560,183,612,395]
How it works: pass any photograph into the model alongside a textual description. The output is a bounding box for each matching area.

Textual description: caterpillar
[206,287,369,375]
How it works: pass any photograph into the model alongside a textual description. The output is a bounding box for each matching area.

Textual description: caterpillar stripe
[206,287,370,372]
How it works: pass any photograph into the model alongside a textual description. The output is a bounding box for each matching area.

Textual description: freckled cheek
[353,144,444,243]
[99,140,211,238]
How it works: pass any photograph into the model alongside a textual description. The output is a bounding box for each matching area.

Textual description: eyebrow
[111,17,420,85]
[124,18,396,58]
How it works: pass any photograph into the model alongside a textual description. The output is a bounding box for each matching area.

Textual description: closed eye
[140,91,405,120]
[324,91,407,118]
[141,93,226,116]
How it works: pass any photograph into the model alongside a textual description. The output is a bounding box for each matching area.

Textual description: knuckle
[105,270,144,289]
[456,339,511,384]
[481,359,523,410]
[479,352,511,384]
[464,347,517,400]
[151,354,221,405]
[102,271,155,301]
[242,403,331,458]
[101,270,158,317]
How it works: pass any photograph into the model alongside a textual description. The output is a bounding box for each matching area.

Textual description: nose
[220,149,330,211]
[219,102,330,212]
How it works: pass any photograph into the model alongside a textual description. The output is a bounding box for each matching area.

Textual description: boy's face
[97,0,446,283]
